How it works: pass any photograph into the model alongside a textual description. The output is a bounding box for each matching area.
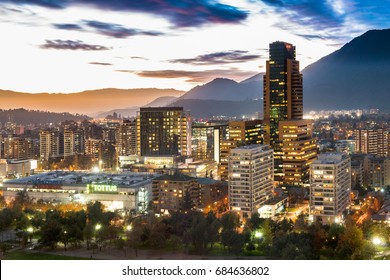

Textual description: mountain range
[302,29,390,110]
[0,88,183,115]
[1,28,389,118]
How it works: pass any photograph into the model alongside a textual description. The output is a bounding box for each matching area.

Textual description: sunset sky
[1,0,389,93]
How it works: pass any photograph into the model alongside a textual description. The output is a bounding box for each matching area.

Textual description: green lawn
[4,251,91,260]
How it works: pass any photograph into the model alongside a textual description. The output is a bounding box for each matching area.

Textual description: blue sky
[0,0,389,93]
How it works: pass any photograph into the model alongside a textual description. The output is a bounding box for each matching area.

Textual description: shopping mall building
[1,171,158,212]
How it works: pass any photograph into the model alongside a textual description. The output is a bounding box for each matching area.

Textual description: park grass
[4,251,90,260]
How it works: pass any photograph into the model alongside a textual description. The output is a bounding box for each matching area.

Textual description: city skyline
[1,0,390,93]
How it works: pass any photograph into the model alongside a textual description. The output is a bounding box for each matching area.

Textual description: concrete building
[219,140,237,181]
[279,119,317,188]
[0,159,37,179]
[191,121,228,162]
[228,144,274,219]
[310,153,351,224]
[40,129,60,160]
[1,171,156,212]
[64,128,84,156]
[351,160,363,189]
[137,107,191,157]
[228,120,263,145]
[363,155,390,189]
[115,119,137,156]
[354,128,389,157]
[3,136,34,160]
[152,173,198,214]
[263,42,304,183]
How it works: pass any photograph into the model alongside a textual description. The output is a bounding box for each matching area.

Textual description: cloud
[83,20,163,38]
[170,50,261,65]
[258,0,353,40]
[4,0,64,9]
[40,40,109,50]
[118,68,258,83]
[89,62,112,66]
[3,0,248,27]
[130,56,149,60]
[53,23,83,30]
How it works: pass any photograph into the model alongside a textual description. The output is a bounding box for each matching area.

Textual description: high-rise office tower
[354,128,389,157]
[64,128,84,157]
[4,136,34,160]
[310,153,351,224]
[228,144,274,219]
[263,42,311,184]
[191,121,228,162]
[137,107,191,157]
[228,120,263,145]
[263,41,303,146]
[279,120,317,187]
[115,119,137,156]
[40,129,60,160]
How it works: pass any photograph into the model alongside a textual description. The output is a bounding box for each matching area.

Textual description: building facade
[115,119,137,156]
[152,173,198,213]
[228,120,263,145]
[40,129,60,160]
[279,119,317,187]
[228,144,274,218]
[310,153,351,224]
[263,41,305,183]
[64,128,84,157]
[191,121,228,162]
[354,128,389,157]
[137,107,191,157]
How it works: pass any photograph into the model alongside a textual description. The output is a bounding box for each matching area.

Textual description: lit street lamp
[372,237,383,246]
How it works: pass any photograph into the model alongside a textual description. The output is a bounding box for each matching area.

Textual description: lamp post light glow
[95,224,102,231]
[372,237,383,246]
[126,225,132,231]
[27,227,34,233]
[254,230,263,239]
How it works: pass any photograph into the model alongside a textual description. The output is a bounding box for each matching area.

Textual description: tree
[336,222,365,259]
[270,232,314,260]
[205,212,221,249]
[229,231,245,256]
[182,190,194,212]
[127,220,143,257]
[12,189,31,208]
[261,219,273,250]
[248,212,263,230]
[220,212,240,231]
[189,212,207,253]
[0,208,14,231]
[87,201,104,225]
[83,223,94,250]
[0,195,7,208]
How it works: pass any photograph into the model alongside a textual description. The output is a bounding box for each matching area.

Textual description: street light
[95,224,102,231]
[254,230,263,238]
[372,237,383,246]
[126,225,132,232]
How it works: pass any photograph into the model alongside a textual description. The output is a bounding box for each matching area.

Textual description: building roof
[154,173,195,182]
[196,177,219,185]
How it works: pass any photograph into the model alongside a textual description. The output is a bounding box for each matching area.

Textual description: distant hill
[303,28,390,111]
[179,74,263,101]
[144,96,178,107]
[170,99,262,118]
[93,95,178,118]
[0,88,184,115]
[0,108,91,125]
